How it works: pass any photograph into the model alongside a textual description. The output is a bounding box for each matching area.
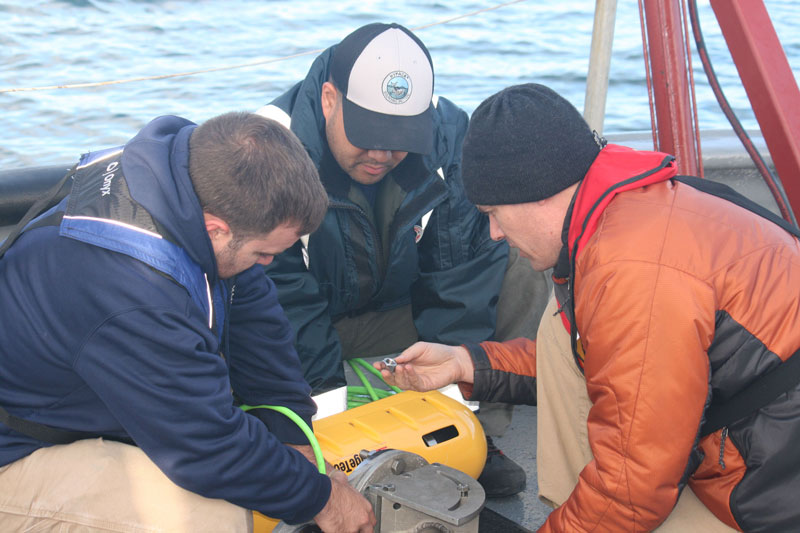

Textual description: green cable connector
[239,404,326,474]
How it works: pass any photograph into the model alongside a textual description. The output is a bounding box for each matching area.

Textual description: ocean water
[1,0,798,168]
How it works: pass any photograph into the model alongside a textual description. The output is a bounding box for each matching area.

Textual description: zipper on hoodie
[718,427,729,470]
[329,200,386,288]
[331,178,447,299]
[219,281,235,363]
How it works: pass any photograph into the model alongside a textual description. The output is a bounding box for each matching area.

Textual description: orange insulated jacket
[461,145,800,532]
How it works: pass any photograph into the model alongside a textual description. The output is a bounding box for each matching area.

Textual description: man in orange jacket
[377,83,800,532]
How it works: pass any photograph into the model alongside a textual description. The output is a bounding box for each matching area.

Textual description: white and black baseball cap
[330,23,434,154]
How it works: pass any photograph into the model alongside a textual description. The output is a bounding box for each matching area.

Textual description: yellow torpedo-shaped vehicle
[254,389,487,532]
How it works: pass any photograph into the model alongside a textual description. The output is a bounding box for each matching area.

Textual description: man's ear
[204,213,232,246]
[321,81,338,121]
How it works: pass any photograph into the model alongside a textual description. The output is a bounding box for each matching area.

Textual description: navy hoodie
[0,116,330,523]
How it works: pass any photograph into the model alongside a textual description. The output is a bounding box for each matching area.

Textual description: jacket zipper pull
[554,295,571,316]
[718,427,728,470]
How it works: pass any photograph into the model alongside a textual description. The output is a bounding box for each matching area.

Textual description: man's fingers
[377,366,397,385]
[392,365,422,391]
[396,341,430,363]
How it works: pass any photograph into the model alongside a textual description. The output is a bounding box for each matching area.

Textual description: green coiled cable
[346,358,402,409]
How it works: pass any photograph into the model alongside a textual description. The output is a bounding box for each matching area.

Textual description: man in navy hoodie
[0,112,375,532]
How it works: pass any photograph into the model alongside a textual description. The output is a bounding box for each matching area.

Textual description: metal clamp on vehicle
[274,448,485,533]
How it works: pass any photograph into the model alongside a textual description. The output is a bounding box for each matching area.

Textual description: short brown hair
[189,112,327,236]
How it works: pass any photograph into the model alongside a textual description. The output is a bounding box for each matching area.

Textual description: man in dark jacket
[0,112,375,532]
[257,23,552,497]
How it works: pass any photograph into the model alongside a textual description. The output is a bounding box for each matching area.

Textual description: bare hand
[314,472,376,533]
[286,444,370,531]
[373,341,474,391]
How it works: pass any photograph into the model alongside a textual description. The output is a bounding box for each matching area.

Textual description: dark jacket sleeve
[263,241,347,394]
[73,265,331,524]
[412,97,509,345]
[226,265,319,443]
[459,338,538,405]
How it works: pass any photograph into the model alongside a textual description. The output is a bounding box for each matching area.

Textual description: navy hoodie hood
[121,115,219,281]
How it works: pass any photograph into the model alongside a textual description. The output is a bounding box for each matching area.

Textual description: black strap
[0,406,129,445]
[701,346,800,436]
[674,175,800,238]
[674,176,800,436]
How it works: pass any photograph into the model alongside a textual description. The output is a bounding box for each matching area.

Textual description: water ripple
[0,0,797,167]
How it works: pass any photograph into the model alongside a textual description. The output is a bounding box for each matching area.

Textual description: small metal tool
[382,357,397,372]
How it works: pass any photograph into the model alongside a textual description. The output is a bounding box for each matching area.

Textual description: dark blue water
[1,0,798,167]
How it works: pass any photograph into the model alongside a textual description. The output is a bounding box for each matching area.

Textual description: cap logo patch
[382,71,412,104]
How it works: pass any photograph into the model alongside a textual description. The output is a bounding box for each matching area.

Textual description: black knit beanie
[462,83,602,206]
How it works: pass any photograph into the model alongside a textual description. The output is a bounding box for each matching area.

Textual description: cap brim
[341,98,434,155]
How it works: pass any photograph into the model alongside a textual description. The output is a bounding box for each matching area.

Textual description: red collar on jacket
[567,144,677,258]
[553,144,676,342]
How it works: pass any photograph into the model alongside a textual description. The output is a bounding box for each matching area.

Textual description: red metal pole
[642,0,700,176]
[710,0,800,222]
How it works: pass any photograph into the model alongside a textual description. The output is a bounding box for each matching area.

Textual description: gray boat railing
[0,164,73,241]
[608,129,779,215]
[0,128,779,243]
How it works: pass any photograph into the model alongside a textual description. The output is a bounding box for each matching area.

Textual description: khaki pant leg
[654,488,738,532]
[536,296,738,532]
[0,439,252,533]
[536,295,593,508]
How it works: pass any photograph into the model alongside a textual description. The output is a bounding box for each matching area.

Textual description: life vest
[59,147,226,340]
[0,146,227,444]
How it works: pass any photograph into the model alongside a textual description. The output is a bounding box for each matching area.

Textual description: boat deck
[485,404,552,531]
